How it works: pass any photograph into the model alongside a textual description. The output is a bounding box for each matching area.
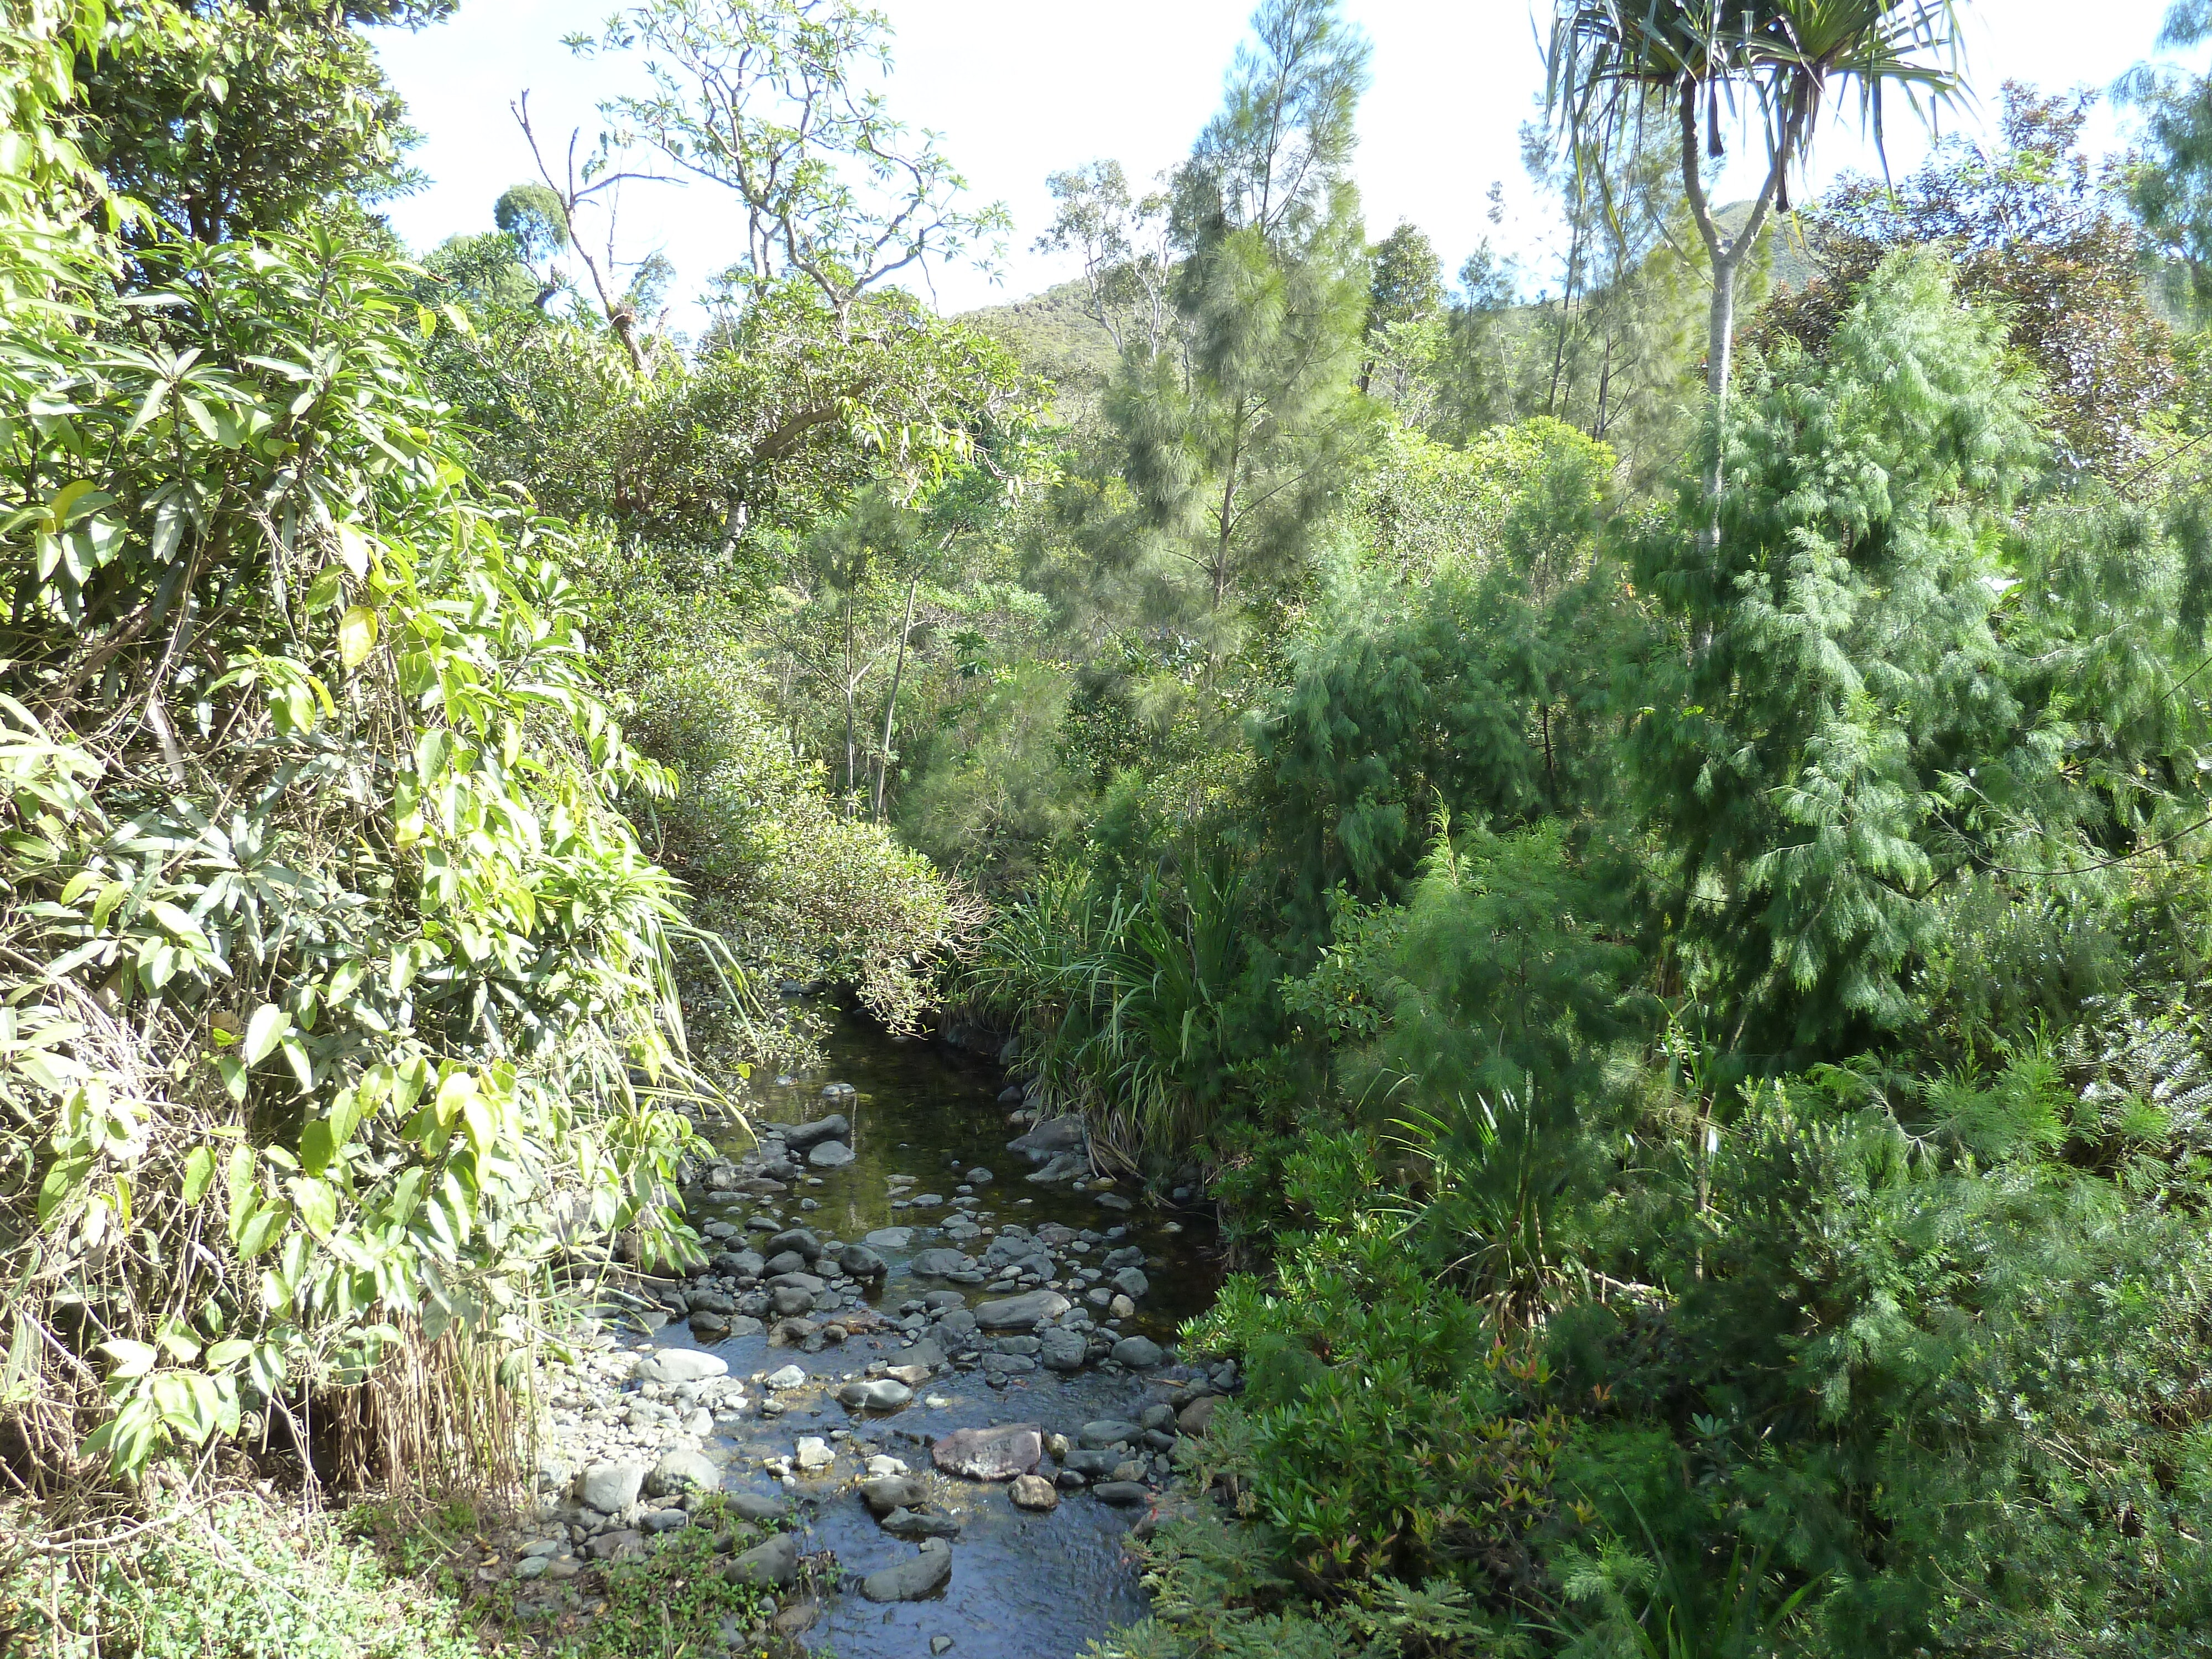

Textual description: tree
[1545,0,1965,465]
[1035,160,1177,361]
[576,0,1007,336]
[1108,0,1377,639]
[1749,84,2177,471]
[1361,221,1443,399]
[81,0,434,243]
[2120,0,2212,319]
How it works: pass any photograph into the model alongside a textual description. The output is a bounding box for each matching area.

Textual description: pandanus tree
[1546,1,1966,450]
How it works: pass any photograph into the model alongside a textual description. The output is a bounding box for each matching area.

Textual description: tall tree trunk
[842,596,857,808]
[1678,80,1789,519]
[872,570,920,823]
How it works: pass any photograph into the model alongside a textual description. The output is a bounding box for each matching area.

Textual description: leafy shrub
[0,1495,486,1658]
[0,222,705,1480]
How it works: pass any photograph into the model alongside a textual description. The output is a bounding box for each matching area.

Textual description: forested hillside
[9,0,2212,1656]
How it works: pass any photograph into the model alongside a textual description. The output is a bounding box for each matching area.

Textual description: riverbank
[438,1015,1239,1658]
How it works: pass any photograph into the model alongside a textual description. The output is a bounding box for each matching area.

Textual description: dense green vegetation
[13,0,2212,1654]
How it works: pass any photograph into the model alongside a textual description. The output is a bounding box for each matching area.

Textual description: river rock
[1112,1267,1150,1299]
[577,1460,648,1512]
[1093,1481,1151,1507]
[795,1436,835,1472]
[635,1350,728,1385]
[859,1539,952,1602]
[839,1378,913,1412]
[646,1449,722,1499]
[931,1422,1042,1480]
[1026,1152,1087,1185]
[1063,1449,1119,1477]
[881,1506,962,1539]
[782,1115,849,1154]
[587,1528,645,1561]
[974,1290,1071,1331]
[838,1244,889,1279]
[1177,1395,1220,1436]
[809,1140,857,1168]
[1111,1335,1164,1369]
[724,1531,801,1589]
[863,1227,914,1249]
[1039,1328,1088,1371]
[765,1364,807,1390]
[1008,1474,1059,1512]
[859,1475,926,1516]
[766,1228,822,1261]
[771,1285,816,1316]
[910,1249,976,1277]
[727,1490,791,1523]
[1077,1420,1142,1450]
[1007,1114,1086,1162]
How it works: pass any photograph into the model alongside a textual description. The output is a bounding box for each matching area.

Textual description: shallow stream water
[645,1014,1223,1659]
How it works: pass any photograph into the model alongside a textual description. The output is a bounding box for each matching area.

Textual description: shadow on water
[649,1009,1224,1659]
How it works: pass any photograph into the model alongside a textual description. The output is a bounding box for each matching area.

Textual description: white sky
[377,0,2195,324]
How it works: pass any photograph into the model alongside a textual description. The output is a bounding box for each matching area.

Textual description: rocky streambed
[494,1018,1231,1659]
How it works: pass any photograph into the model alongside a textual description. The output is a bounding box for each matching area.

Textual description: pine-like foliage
[1626,249,2212,1055]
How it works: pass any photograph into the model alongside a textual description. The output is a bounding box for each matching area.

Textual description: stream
[641,1013,1225,1659]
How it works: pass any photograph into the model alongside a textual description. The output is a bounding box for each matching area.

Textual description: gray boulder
[765,1228,822,1260]
[858,1475,926,1516]
[576,1460,649,1512]
[1039,1327,1088,1371]
[974,1290,1071,1331]
[727,1490,791,1523]
[909,1249,975,1278]
[781,1115,849,1154]
[880,1506,962,1539]
[634,1350,728,1385]
[1025,1152,1086,1185]
[1006,1114,1086,1163]
[1111,1267,1150,1299]
[723,1531,801,1589]
[1111,1335,1164,1369]
[645,1449,722,1499]
[1093,1481,1152,1507]
[838,1378,913,1412]
[863,1227,914,1249]
[859,1540,953,1602]
[808,1140,857,1168]
[930,1422,1042,1480]
[1077,1420,1142,1450]
[838,1244,890,1280]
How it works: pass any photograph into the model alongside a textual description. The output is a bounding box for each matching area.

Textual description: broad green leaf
[304,565,343,613]
[299,1117,335,1177]
[338,605,377,669]
[100,1339,158,1379]
[181,1145,215,1204]
[288,1176,336,1238]
[237,1201,288,1260]
[242,1003,287,1065]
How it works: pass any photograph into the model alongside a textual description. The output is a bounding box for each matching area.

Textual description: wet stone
[931,1422,1042,1481]
[859,1538,953,1602]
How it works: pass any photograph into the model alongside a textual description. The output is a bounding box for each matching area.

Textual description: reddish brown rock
[930,1422,1042,1481]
